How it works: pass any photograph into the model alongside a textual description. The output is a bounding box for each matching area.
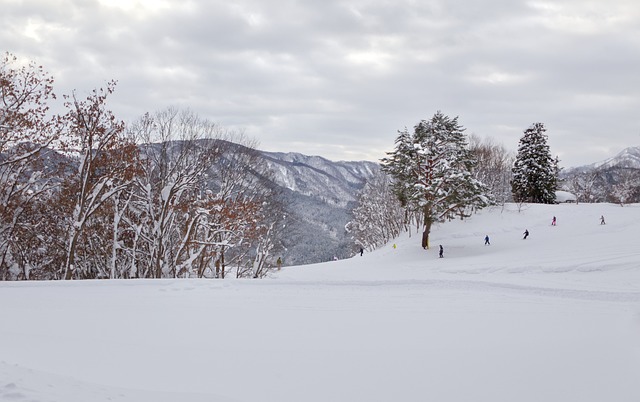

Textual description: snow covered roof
[555,190,577,203]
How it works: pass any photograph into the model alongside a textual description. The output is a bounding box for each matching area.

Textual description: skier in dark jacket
[523,229,529,240]
[439,245,444,258]
[484,235,490,245]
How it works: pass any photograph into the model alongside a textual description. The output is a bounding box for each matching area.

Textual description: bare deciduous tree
[0,52,60,280]
[469,135,514,206]
[346,169,404,251]
[128,108,220,278]
[60,82,137,279]
[610,168,640,206]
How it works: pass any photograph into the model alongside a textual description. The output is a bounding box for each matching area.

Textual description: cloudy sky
[3,0,640,167]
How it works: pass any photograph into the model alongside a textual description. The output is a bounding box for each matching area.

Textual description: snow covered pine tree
[381,111,492,249]
[511,122,558,204]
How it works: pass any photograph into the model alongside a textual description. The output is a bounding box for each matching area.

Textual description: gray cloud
[2,0,640,167]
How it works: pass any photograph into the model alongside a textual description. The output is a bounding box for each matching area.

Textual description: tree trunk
[421,206,433,250]
[64,228,81,280]
[220,247,226,279]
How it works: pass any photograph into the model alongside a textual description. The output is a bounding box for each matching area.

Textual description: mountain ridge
[257,150,379,264]
[571,145,640,171]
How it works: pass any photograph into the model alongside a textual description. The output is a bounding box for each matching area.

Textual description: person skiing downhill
[484,235,490,245]
[600,215,606,225]
[439,245,444,258]
[551,216,556,226]
[523,229,529,239]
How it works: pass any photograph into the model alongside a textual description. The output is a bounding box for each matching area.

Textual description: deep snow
[1,203,639,402]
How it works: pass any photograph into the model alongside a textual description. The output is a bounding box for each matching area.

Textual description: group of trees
[513,125,640,205]
[345,170,405,251]
[380,112,493,249]
[13,51,624,275]
[563,167,640,205]
[347,112,560,250]
[468,134,514,206]
[1,52,282,280]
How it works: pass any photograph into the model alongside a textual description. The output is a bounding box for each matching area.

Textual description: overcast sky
[3,0,640,167]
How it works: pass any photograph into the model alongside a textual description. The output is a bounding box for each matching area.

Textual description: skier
[439,245,444,258]
[276,257,282,270]
[523,229,529,240]
[600,215,606,225]
[484,235,490,245]
[551,216,556,226]
[359,247,364,256]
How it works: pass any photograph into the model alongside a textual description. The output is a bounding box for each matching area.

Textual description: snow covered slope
[1,203,639,402]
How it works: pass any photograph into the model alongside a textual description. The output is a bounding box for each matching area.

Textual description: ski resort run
[1,202,639,402]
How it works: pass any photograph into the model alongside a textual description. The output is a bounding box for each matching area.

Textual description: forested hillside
[562,146,640,204]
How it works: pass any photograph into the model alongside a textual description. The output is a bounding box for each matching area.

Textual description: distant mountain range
[560,146,640,204]
[570,146,640,171]
[262,151,379,207]
[259,151,378,265]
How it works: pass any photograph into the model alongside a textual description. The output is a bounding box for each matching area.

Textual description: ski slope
[1,203,639,402]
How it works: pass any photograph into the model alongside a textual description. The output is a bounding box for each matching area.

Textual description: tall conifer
[511,122,557,204]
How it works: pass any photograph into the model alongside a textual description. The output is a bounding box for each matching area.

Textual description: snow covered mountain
[262,151,378,208]
[575,146,640,170]
[560,146,640,203]
[258,151,379,265]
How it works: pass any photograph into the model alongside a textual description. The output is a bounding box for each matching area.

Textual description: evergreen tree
[511,123,557,204]
[380,127,415,208]
[381,111,492,249]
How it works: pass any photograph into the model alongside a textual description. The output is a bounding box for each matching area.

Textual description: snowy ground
[1,203,639,402]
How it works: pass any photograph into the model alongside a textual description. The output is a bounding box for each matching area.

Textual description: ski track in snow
[253,279,640,303]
